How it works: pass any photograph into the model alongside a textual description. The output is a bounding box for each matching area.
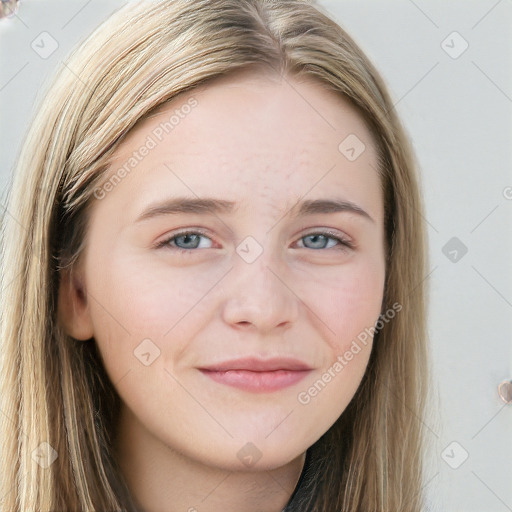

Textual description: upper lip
[199,357,313,372]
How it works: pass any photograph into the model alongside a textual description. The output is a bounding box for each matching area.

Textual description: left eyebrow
[134,196,374,223]
[290,198,374,223]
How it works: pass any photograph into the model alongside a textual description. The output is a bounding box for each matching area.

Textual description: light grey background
[1,1,511,511]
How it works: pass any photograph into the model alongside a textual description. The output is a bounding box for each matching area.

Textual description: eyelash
[155,228,355,254]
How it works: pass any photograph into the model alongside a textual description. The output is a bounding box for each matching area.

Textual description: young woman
[0,1,432,510]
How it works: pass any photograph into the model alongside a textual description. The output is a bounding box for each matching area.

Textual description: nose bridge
[221,236,299,331]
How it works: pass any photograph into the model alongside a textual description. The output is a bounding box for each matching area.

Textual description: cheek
[301,256,386,355]
[293,260,384,430]
[85,254,227,370]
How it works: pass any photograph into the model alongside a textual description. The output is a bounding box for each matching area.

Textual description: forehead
[115,68,377,163]
[99,69,382,223]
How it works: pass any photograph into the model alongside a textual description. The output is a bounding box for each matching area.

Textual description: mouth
[198,357,313,393]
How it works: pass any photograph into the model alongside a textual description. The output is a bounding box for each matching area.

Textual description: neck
[112,404,306,512]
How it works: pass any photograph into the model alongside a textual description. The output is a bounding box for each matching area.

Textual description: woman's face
[60,70,386,471]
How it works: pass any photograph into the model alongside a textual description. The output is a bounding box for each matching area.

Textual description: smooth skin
[58,69,386,512]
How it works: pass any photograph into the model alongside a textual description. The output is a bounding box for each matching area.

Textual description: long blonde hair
[0,1,432,510]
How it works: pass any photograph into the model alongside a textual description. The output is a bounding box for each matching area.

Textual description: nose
[221,250,299,334]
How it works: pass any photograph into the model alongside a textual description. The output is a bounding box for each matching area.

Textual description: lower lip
[199,369,311,393]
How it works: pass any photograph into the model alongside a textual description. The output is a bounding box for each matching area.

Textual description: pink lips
[198,357,312,393]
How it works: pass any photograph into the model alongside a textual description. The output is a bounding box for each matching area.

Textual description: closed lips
[198,358,313,393]
[198,357,313,372]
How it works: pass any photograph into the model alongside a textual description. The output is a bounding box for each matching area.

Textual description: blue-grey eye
[174,233,203,249]
[301,234,338,250]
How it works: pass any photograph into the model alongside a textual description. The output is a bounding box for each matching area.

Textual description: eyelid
[295,223,355,245]
[300,227,353,242]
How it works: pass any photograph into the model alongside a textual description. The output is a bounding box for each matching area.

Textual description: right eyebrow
[135,197,237,223]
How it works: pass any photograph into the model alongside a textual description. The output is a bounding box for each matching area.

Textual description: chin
[196,438,306,472]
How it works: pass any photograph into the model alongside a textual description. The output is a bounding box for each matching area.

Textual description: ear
[57,267,94,340]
